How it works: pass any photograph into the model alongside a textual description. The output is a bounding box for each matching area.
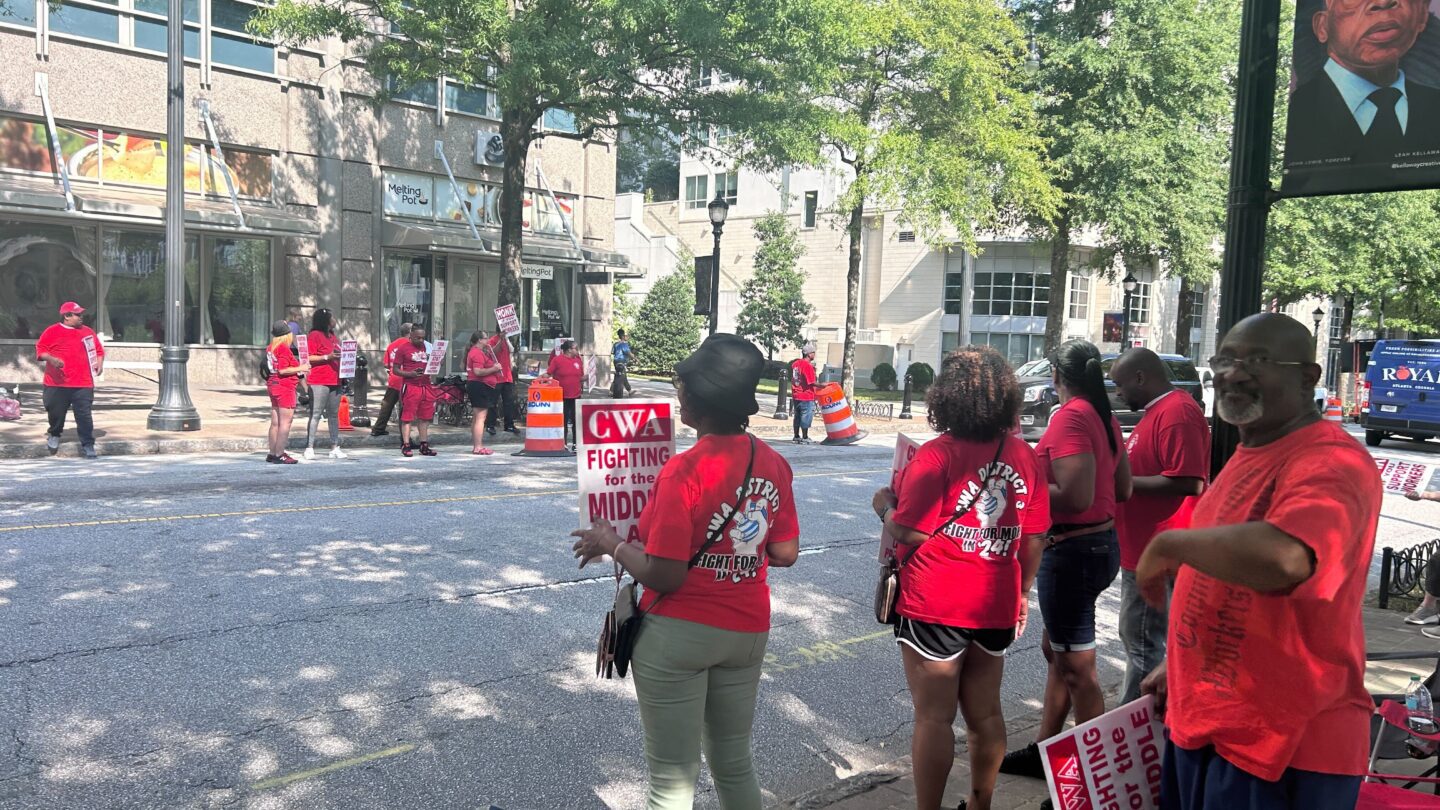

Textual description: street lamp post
[1121,272,1139,350]
[147,0,201,431]
[706,193,729,336]
[1312,305,1325,355]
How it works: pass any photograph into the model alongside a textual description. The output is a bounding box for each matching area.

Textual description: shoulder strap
[901,436,1008,568]
[688,435,757,568]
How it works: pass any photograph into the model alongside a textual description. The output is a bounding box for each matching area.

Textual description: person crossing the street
[393,324,439,458]
[370,321,411,437]
[35,301,104,459]
[791,343,819,444]
[612,328,634,398]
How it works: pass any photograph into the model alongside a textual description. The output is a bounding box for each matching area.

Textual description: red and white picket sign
[881,432,934,563]
[1041,696,1165,810]
[576,399,675,544]
[1375,456,1440,496]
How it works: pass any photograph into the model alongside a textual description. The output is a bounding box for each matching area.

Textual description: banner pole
[1211,0,1282,477]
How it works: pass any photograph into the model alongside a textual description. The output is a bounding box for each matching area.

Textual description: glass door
[381,253,436,344]
[448,261,480,376]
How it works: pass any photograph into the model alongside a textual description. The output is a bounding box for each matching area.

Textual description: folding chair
[1365,701,1440,808]
[1367,648,1440,800]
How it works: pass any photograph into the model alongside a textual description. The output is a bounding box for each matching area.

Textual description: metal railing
[1379,539,1440,609]
[854,401,894,420]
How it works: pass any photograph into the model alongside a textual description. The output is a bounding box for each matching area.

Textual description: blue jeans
[793,399,815,437]
[1120,568,1169,704]
[1161,742,1360,810]
[1037,529,1120,652]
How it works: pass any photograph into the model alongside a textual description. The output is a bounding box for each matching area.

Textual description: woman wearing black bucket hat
[573,334,802,809]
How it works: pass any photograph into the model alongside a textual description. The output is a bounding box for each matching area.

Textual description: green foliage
[632,261,704,376]
[735,213,815,361]
[870,362,897,391]
[907,362,935,392]
[617,128,680,202]
[612,279,640,334]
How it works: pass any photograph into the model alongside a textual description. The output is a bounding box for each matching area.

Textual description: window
[390,77,439,107]
[971,268,1050,317]
[0,220,97,341]
[944,270,964,315]
[50,0,121,44]
[970,331,1046,368]
[941,331,961,354]
[714,171,737,205]
[1329,300,1345,342]
[445,81,494,118]
[542,108,578,134]
[803,191,818,228]
[898,230,916,243]
[0,0,37,26]
[209,0,275,71]
[134,0,201,57]
[684,175,708,209]
[688,64,714,88]
[1068,269,1091,320]
[1188,288,1207,330]
[713,124,735,146]
[1127,281,1152,324]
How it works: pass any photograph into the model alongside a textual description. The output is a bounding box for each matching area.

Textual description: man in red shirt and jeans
[1137,313,1381,810]
[791,343,818,444]
[1109,348,1210,705]
[35,301,105,459]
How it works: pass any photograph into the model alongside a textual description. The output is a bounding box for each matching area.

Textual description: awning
[382,220,498,256]
[582,246,637,277]
[0,177,318,236]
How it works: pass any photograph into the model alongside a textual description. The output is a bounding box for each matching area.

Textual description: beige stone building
[0,0,627,386]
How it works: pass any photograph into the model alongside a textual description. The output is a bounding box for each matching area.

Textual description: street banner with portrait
[577,399,675,544]
[424,339,448,375]
[1040,696,1165,810]
[1102,313,1125,344]
[338,339,358,378]
[1282,0,1440,196]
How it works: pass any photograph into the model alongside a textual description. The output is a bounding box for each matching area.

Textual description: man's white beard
[1217,393,1264,426]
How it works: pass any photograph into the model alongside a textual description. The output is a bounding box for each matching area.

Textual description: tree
[617,128,680,202]
[252,0,840,309]
[612,278,640,334]
[737,0,1056,397]
[1018,0,1239,355]
[632,259,705,375]
[735,213,814,360]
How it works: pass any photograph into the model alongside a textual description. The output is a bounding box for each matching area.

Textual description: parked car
[1017,353,1205,441]
[1362,339,1440,447]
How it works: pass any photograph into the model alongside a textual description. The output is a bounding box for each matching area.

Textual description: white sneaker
[303,447,316,461]
[1407,604,1440,625]
[330,447,348,460]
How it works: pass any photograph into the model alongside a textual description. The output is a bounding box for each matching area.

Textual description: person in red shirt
[464,330,502,455]
[791,343,819,444]
[571,334,800,808]
[1137,314,1381,810]
[1108,348,1210,705]
[871,346,1051,810]
[264,320,310,464]
[370,321,412,437]
[302,308,347,461]
[35,301,105,459]
[541,340,585,449]
[484,327,520,436]
[1002,339,1132,781]
[392,324,438,458]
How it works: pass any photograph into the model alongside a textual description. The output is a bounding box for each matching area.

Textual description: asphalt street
[0,425,1437,809]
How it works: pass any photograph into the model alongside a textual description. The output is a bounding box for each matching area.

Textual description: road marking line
[0,468,891,535]
[250,743,417,791]
[765,628,893,674]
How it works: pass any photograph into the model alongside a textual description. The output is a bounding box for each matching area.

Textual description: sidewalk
[0,381,919,458]
[778,605,1437,809]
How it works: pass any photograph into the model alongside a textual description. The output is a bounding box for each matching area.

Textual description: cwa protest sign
[423,339,448,375]
[495,304,521,338]
[1375,456,1440,497]
[577,399,675,544]
[882,432,934,562]
[1041,696,1165,810]
[338,339,358,378]
[294,333,309,364]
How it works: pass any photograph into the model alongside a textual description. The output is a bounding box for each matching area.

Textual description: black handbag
[874,438,1007,625]
[599,436,756,679]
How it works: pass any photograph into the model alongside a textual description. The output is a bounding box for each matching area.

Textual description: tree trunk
[1175,275,1192,357]
[497,108,532,312]
[841,201,864,399]
[1043,211,1072,355]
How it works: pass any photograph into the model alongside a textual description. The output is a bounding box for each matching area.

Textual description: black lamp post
[1121,272,1139,350]
[1312,306,1325,357]
[706,193,729,336]
[147,0,200,431]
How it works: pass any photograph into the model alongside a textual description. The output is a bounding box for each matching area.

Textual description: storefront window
[208,237,269,344]
[447,262,480,374]
[101,230,200,343]
[520,267,573,359]
[0,220,97,340]
[50,0,120,44]
[382,254,437,341]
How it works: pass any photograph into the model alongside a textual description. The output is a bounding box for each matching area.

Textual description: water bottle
[1406,676,1438,757]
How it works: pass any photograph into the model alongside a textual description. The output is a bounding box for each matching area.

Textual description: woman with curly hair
[872,346,1052,810]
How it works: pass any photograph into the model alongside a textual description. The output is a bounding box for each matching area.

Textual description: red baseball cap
[59,302,85,315]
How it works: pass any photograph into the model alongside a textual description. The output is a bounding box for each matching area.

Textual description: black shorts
[894,616,1017,661]
[1037,528,1119,652]
[467,381,498,410]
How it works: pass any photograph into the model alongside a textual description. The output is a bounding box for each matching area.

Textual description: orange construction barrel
[1325,397,1343,423]
[817,383,866,446]
[514,380,572,457]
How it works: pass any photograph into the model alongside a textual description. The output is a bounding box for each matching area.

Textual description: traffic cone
[338,395,354,431]
[1324,397,1343,423]
[514,380,573,457]
[818,383,866,446]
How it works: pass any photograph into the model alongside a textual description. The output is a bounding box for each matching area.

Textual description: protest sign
[1041,696,1165,810]
[1375,456,1440,496]
[577,399,675,544]
[882,432,935,562]
[82,335,100,371]
[294,333,309,364]
[423,339,448,376]
[495,304,521,338]
[338,339,358,378]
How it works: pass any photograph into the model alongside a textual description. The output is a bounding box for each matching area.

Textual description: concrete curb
[0,429,527,460]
